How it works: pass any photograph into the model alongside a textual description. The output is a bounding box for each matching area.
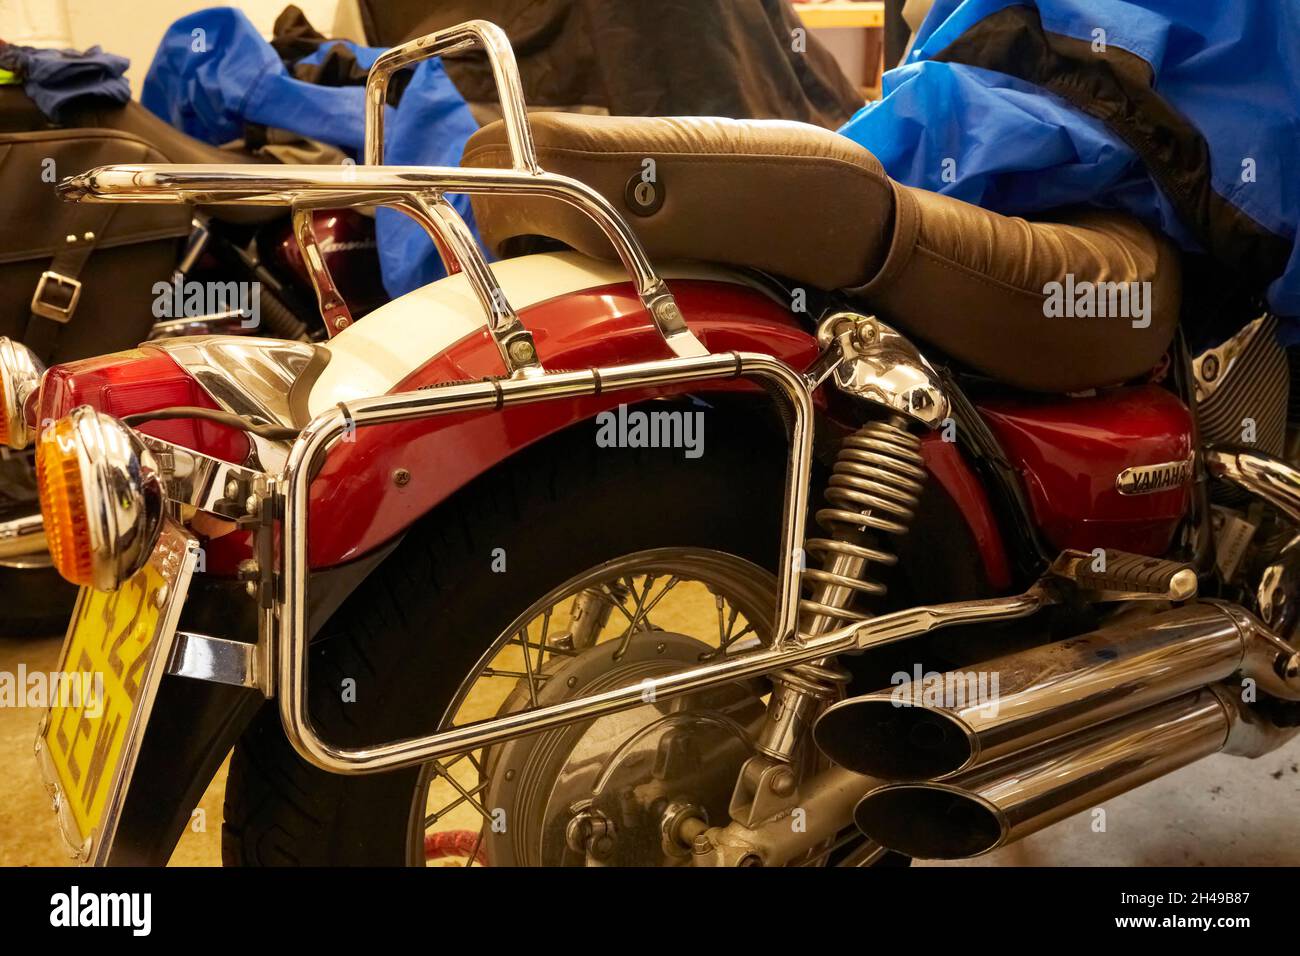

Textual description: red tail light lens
[40,349,250,464]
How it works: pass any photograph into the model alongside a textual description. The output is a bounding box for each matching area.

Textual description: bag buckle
[31,271,82,323]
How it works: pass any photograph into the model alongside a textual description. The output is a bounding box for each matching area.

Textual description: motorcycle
[0,91,387,633]
[11,20,1300,867]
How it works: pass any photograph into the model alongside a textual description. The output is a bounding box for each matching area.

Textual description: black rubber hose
[122,406,299,441]
[256,285,310,340]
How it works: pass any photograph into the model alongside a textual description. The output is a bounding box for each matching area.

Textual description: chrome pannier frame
[58,20,1038,778]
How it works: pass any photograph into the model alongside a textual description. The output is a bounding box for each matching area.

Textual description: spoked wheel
[418,548,776,867]
[224,413,896,866]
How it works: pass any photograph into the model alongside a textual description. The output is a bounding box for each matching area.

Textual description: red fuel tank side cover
[976,385,1193,556]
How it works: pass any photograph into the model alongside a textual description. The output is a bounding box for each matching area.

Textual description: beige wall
[813,27,867,89]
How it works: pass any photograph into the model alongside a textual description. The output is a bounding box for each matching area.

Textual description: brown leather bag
[0,127,190,363]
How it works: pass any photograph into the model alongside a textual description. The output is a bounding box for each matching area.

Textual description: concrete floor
[3,630,1299,867]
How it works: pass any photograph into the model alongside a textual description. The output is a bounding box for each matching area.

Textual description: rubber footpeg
[1066,549,1198,600]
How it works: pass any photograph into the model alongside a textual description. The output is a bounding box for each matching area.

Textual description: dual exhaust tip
[815,699,975,782]
[840,691,1230,859]
[813,603,1282,859]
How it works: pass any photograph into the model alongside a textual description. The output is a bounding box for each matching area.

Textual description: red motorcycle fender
[296,269,821,568]
[264,252,1011,582]
[920,434,1013,591]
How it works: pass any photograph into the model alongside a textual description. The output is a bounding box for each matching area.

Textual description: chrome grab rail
[56,20,707,375]
[364,20,539,172]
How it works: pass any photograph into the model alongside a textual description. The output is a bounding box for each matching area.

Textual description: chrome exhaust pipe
[814,602,1298,781]
[853,689,1230,859]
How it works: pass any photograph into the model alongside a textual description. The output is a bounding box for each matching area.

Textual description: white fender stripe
[309,251,759,416]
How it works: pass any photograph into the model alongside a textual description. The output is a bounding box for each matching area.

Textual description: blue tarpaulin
[141,6,482,299]
[0,44,131,122]
[839,0,1300,338]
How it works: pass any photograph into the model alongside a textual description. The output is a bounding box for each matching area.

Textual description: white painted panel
[308,251,760,415]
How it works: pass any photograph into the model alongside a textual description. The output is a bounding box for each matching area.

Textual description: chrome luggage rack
[58,19,705,376]
[59,19,1044,777]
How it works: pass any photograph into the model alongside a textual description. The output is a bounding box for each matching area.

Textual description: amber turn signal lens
[36,416,96,587]
[35,407,164,590]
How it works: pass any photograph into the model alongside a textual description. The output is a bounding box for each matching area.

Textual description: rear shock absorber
[755,416,927,761]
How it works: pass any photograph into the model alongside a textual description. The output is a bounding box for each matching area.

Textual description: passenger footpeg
[1050,548,1198,602]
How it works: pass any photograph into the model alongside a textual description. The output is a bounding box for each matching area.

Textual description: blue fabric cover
[0,44,131,122]
[839,0,1300,335]
[141,7,482,298]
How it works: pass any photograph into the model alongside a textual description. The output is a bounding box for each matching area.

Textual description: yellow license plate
[36,520,199,864]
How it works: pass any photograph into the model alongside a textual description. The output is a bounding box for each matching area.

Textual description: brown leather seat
[463,112,1180,393]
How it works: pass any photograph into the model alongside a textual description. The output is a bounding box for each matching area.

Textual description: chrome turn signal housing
[0,336,45,449]
[35,407,165,591]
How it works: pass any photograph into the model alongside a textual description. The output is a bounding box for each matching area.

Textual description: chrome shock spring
[800,419,927,630]
[757,417,926,760]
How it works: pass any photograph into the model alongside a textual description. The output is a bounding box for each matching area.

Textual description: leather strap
[24,203,121,363]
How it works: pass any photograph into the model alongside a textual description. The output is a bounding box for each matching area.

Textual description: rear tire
[0,459,74,637]
[223,408,789,865]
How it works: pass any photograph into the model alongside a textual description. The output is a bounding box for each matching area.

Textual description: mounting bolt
[853,320,877,348]
[507,339,536,366]
[392,468,411,487]
[237,558,259,598]
[770,766,797,798]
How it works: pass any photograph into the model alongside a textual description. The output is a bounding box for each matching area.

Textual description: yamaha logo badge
[1115,456,1194,496]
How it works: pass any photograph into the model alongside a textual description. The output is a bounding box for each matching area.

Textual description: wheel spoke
[612,575,656,658]
[607,577,642,627]
[424,760,492,826]
[636,575,681,627]
[464,826,487,868]
[480,667,556,682]
[517,628,540,707]
[537,607,553,672]
[721,621,757,651]
[612,574,682,658]
[421,551,775,867]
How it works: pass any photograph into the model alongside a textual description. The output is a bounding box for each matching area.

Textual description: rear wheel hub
[483,631,766,866]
